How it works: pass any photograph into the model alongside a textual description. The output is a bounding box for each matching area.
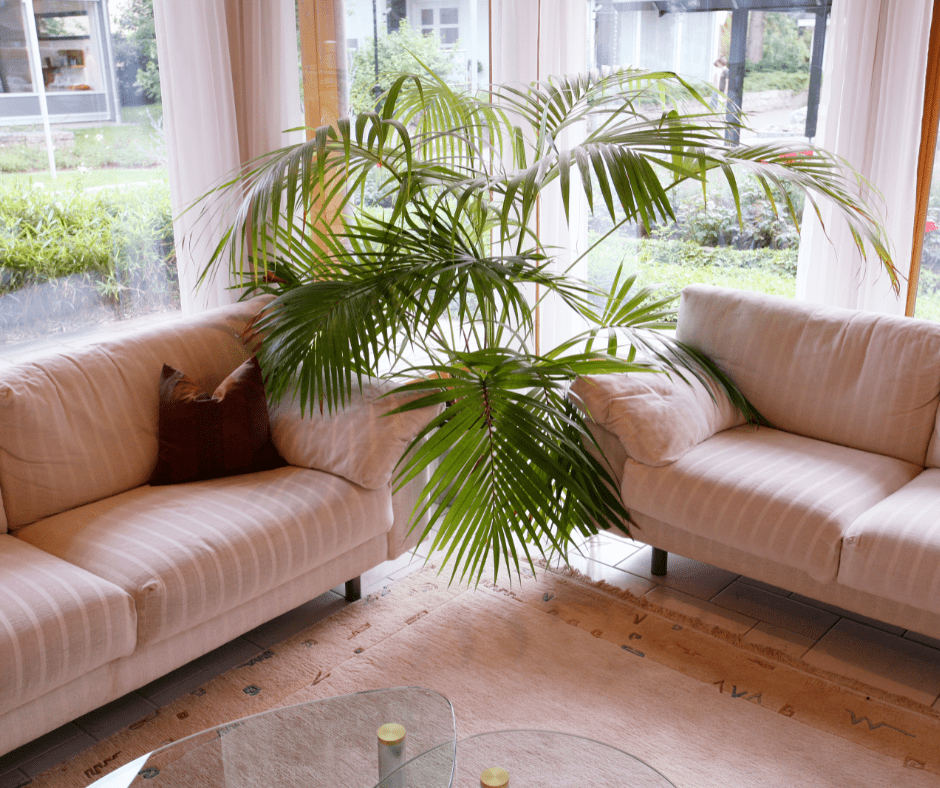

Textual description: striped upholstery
[271,380,443,490]
[0,535,136,713]
[623,511,940,641]
[0,534,388,755]
[16,465,392,645]
[621,426,921,583]
[839,470,940,615]
[571,371,745,466]
[676,285,940,466]
[0,296,272,530]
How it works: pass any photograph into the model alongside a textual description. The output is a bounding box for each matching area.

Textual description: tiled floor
[560,533,940,713]
[5,533,940,787]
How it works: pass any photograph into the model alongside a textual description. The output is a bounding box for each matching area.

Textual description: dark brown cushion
[150,356,284,486]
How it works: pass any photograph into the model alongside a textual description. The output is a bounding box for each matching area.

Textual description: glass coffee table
[90,687,456,788]
[90,688,676,787]
[374,729,676,788]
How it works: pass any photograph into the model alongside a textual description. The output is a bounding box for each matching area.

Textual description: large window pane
[0,0,177,360]
[344,0,489,115]
[913,132,940,320]
[0,2,32,94]
[589,5,828,304]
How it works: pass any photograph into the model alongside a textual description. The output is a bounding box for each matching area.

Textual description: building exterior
[0,0,121,125]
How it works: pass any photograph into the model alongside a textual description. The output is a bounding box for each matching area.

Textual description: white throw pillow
[269,379,443,489]
[570,371,746,467]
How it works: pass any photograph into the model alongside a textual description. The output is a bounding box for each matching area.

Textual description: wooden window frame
[906,0,940,317]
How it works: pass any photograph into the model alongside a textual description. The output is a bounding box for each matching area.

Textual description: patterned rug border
[543,561,940,721]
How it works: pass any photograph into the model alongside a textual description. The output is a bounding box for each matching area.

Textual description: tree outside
[348,20,459,114]
[112,0,160,106]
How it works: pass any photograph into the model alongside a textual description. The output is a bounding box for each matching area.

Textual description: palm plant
[196,68,896,583]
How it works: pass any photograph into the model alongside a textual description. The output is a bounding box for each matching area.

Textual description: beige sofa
[0,296,436,757]
[574,284,940,642]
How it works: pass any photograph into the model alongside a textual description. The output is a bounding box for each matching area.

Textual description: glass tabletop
[373,730,677,788]
[91,687,456,788]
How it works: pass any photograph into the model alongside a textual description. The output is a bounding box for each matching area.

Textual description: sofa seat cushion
[838,470,940,614]
[621,426,921,583]
[0,535,136,713]
[16,466,392,646]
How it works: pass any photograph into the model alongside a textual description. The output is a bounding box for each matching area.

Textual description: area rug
[35,562,940,788]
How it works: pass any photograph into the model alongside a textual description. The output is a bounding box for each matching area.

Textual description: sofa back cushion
[676,285,940,466]
[0,296,272,530]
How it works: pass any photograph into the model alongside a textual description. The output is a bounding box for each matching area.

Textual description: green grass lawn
[0,168,168,190]
[0,104,165,174]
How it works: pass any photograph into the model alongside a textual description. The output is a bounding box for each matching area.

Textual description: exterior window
[0,3,32,93]
[344,0,487,114]
[418,6,458,47]
[0,0,119,126]
[0,0,176,361]
[590,4,831,302]
[35,8,103,93]
[911,108,940,319]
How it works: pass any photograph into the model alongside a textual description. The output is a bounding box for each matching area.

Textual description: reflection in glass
[0,1,33,94]
[33,1,101,92]
[914,132,940,320]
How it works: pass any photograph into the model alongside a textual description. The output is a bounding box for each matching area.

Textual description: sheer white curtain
[153,0,304,314]
[491,0,589,353]
[796,0,933,314]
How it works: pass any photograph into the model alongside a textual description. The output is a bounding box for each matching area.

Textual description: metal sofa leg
[345,576,362,601]
[650,548,668,576]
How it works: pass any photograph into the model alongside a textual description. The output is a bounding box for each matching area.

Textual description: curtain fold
[153,0,304,314]
[491,0,589,353]
[795,0,932,314]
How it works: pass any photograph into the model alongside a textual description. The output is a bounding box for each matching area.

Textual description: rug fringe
[544,561,940,721]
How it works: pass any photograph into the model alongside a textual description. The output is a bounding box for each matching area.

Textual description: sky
[108,0,131,27]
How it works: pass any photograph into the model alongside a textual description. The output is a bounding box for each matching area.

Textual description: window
[418,6,459,47]
[343,0,486,115]
[589,2,832,304]
[0,1,118,124]
[908,4,940,320]
[0,0,177,361]
[0,3,33,94]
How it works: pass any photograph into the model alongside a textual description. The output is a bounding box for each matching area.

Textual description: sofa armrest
[570,372,745,467]
[269,379,443,490]
[387,450,431,559]
[584,418,628,490]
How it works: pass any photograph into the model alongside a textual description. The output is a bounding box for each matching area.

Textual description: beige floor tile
[557,553,657,596]
[789,593,907,637]
[802,618,940,707]
[743,621,816,660]
[617,547,740,601]
[388,555,428,581]
[643,585,757,635]
[711,580,838,640]
[572,533,645,568]
[736,575,793,597]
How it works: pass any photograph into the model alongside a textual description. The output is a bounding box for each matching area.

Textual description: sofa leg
[345,577,362,601]
[650,548,668,576]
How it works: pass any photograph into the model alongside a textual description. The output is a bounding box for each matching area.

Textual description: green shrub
[649,177,803,251]
[743,71,810,93]
[0,180,177,325]
[748,13,811,72]
[587,237,797,307]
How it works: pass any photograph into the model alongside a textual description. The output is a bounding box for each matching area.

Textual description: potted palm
[196,69,895,583]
